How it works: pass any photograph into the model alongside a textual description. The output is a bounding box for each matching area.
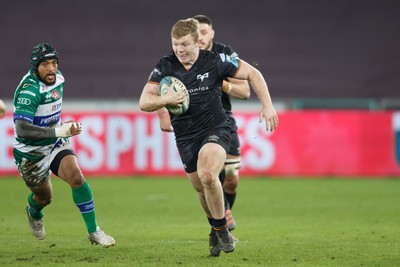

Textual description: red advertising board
[1,110,399,176]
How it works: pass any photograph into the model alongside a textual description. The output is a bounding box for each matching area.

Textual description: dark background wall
[1,0,399,100]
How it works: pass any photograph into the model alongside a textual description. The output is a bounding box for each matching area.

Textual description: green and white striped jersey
[13,69,64,162]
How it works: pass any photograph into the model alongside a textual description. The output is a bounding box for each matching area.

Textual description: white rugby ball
[158,76,190,115]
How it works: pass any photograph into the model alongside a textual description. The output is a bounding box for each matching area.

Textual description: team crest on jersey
[197,73,209,82]
[52,90,60,99]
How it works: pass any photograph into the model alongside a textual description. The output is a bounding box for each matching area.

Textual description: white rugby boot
[88,226,115,248]
[26,204,45,240]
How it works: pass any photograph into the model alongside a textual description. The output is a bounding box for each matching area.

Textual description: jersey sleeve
[217,53,240,79]
[148,56,173,84]
[13,83,41,124]
[224,45,239,59]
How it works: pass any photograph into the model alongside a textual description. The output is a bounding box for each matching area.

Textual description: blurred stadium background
[1,0,400,177]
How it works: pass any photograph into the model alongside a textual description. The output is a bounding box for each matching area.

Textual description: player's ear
[211,29,215,39]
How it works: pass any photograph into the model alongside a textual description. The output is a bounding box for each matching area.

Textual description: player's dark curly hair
[171,18,199,41]
[193,14,212,26]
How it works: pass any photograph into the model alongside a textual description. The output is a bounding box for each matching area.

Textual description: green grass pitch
[0,176,400,266]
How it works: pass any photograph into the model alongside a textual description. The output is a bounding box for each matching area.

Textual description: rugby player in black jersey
[195,14,250,234]
[140,18,278,256]
[158,14,249,237]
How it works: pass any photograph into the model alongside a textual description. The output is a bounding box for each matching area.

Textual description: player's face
[38,59,58,85]
[172,34,199,66]
[197,23,214,51]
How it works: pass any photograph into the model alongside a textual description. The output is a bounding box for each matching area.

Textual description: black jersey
[211,42,239,116]
[149,49,239,141]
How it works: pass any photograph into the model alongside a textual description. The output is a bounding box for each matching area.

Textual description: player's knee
[198,168,219,187]
[198,169,213,185]
[37,196,52,206]
[67,168,85,188]
[224,179,238,193]
[225,158,240,177]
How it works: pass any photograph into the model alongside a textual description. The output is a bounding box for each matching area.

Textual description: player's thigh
[56,154,84,188]
[48,138,84,188]
[197,127,231,174]
[198,142,226,174]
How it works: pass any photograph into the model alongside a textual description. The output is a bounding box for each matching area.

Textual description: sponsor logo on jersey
[197,73,209,82]
[38,112,60,125]
[151,68,162,77]
[17,97,31,105]
[188,86,210,94]
[219,53,239,68]
[52,103,62,111]
[230,52,239,59]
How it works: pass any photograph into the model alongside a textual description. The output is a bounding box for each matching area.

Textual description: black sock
[224,194,230,210]
[218,169,225,185]
[225,192,236,209]
[213,217,227,229]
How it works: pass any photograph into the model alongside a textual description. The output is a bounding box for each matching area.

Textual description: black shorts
[228,116,241,156]
[176,127,231,173]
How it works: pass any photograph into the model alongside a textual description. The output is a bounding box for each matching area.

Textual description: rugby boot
[26,204,45,240]
[88,226,115,248]
[209,227,222,256]
[215,227,235,253]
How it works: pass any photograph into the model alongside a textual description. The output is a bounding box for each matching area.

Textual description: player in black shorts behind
[158,15,249,235]
[195,14,250,233]
[140,18,278,256]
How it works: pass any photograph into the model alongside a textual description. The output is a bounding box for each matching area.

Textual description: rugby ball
[158,76,190,115]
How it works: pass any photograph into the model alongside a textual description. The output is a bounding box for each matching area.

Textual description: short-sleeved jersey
[148,50,240,141]
[13,69,64,162]
[211,42,239,116]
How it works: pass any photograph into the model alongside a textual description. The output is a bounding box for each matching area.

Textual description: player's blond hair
[171,18,199,41]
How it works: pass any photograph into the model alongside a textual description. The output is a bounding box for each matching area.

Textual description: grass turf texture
[0,177,399,266]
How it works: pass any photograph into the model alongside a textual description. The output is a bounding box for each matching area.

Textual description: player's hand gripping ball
[158,76,190,115]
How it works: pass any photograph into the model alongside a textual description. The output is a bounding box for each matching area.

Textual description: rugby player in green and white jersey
[13,43,115,248]
[0,98,6,118]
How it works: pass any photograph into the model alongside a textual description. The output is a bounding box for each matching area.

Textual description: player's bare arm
[235,59,279,131]
[15,120,82,139]
[157,108,174,132]
[222,79,250,100]
[140,82,185,112]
